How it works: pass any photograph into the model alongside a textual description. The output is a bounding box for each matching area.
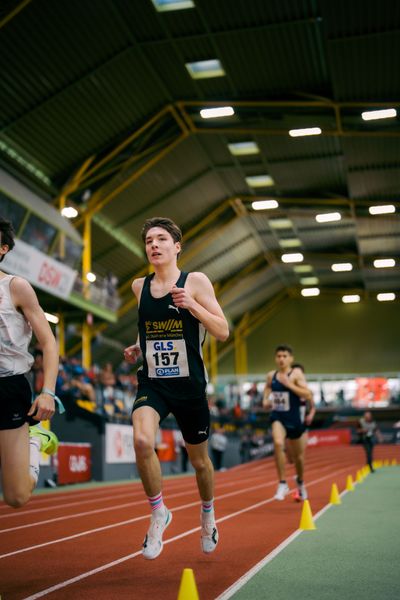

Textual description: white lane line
[215,488,351,600]
[0,463,269,520]
[0,479,278,559]
[17,468,351,599]
[0,471,272,533]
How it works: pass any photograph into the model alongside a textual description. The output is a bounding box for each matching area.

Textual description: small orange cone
[177,568,200,600]
[329,483,341,505]
[345,475,354,491]
[299,499,316,530]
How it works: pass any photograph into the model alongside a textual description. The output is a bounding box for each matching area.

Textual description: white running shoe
[201,512,219,554]
[142,508,172,560]
[293,476,308,501]
[274,482,289,501]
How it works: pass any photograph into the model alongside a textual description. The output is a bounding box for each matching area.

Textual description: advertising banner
[57,442,91,484]
[106,423,135,463]
[307,429,351,447]
[2,239,77,299]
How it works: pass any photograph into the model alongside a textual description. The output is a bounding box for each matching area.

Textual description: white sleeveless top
[0,275,33,376]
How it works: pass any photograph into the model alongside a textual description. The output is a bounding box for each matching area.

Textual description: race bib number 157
[146,339,189,378]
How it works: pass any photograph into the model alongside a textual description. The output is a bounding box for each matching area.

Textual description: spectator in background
[210,427,228,471]
[239,432,251,464]
[357,411,383,472]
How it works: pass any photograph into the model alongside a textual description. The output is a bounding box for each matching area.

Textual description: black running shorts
[271,415,306,440]
[0,374,35,430]
[132,385,210,445]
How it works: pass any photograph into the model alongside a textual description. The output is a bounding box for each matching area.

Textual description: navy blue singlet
[270,370,303,428]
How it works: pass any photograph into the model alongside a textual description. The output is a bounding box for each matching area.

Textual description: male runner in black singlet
[263,345,314,501]
[124,217,229,559]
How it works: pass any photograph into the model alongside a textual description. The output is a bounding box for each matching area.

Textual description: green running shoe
[29,424,59,455]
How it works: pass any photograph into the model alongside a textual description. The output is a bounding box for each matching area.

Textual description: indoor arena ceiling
[1,0,400,361]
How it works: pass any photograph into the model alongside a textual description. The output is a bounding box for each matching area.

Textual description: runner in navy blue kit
[263,345,313,501]
[124,217,229,560]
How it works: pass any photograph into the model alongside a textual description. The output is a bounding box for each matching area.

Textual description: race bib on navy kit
[146,339,189,378]
[271,391,290,412]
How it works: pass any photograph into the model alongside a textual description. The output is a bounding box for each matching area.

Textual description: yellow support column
[82,320,92,369]
[57,312,65,358]
[82,216,92,300]
[209,335,218,385]
[203,334,210,375]
[234,314,249,376]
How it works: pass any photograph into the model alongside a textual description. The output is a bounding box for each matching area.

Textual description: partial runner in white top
[0,274,33,376]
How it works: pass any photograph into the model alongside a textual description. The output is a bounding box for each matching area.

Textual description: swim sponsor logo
[145,319,183,334]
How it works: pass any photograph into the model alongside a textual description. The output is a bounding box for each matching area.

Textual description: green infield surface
[219,467,400,600]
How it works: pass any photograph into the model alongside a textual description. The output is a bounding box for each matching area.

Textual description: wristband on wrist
[41,388,66,414]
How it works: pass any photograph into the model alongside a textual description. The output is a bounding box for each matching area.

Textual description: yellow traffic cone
[356,470,363,483]
[329,483,341,505]
[299,499,316,530]
[384,459,389,467]
[177,568,200,600]
[364,465,370,476]
[391,458,397,466]
[345,475,354,491]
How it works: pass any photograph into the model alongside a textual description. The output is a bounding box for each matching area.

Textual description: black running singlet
[137,272,207,399]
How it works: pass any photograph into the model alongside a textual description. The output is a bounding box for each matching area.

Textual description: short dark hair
[292,362,305,372]
[275,344,293,355]
[0,217,15,262]
[141,217,182,244]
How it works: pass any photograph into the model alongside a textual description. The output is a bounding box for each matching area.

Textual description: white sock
[29,437,41,485]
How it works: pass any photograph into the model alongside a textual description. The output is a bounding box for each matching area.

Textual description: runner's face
[145,227,180,266]
[275,351,292,370]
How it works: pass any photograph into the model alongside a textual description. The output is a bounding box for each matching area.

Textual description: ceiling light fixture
[301,287,320,297]
[200,106,234,119]
[228,141,260,156]
[315,212,341,223]
[289,127,322,137]
[61,206,78,219]
[151,0,194,12]
[279,238,301,248]
[251,199,278,210]
[281,253,304,264]
[245,175,275,188]
[269,218,293,229]
[331,263,353,272]
[361,108,397,121]
[86,272,97,283]
[377,292,396,302]
[186,59,225,79]
[300,277,319,285]
[373,258,396,268]
[368,204,396,215]
[293,264,313,273]
[342,294,361,304]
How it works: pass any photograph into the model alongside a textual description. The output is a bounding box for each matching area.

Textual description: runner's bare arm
[11,277,58,420]
[123,278,144,363]
[171,272,229,341]
[263,372,273,408]
[280,369,313,401]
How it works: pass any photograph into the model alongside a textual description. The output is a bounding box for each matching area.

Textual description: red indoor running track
[1,445,399,600]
